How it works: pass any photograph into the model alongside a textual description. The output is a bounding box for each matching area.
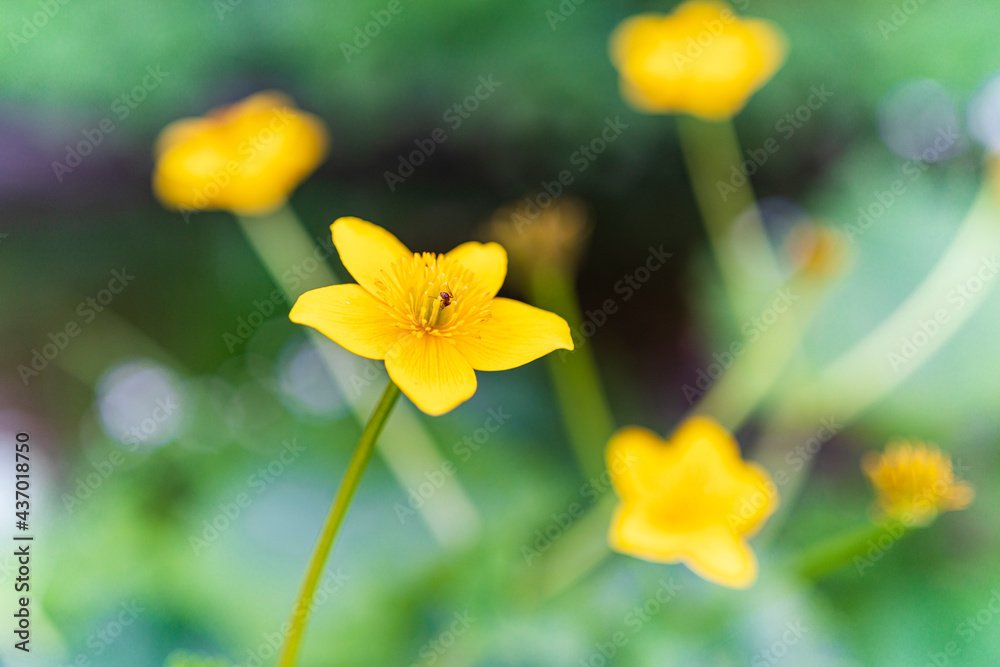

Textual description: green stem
[792,521,903,582]
[524,494,617,603]
[236,205,336,298]
[54,310,183,385]
[525,275,828,600]
[751,422,822,547]
[235,206,481,547]
[721,184,1000,553]
[772,187,1000,427]
[528,276,830,600]
[677,116,782,322]
[277,380,401,667]
[755,187,1000,542]
[691,273,829,431]
[529,266,615,480]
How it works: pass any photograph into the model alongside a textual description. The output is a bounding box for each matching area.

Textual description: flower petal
[608,4,786,120]
[385,335,477,416]
[154,117,216,156]
[610,505,759,588]
[684,526,758,589]
[152,91,329,215]
[728,462,778,537]
[671,417,778,534]
[670,416,741,460]
[332,217,411,294]
[453,298,574,371]
[289,284,402,359]
[950,481,975,511]
[445,242,508,297]
[608,504,689,562]
[606,427,668,501]
[743,19,788,88]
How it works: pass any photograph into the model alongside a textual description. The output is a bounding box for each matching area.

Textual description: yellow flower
[289,218,575,415]
[863,441,974,526]
[152,91,328,215]
[609,1,787,119]
[606,417,776,588]
[783,222,847,277]
[488,196,590,280]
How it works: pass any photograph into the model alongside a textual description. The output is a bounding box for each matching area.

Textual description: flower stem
[234,206,481,547]
[754,187,1000,542]
[235,204,337,298]
[277,380,401,667]
[773,188,1000,426]
[791,521,903,582]
[676,116,782,322]
[691,272,830,431]
[529,265,615,479]
[521,493,617,603]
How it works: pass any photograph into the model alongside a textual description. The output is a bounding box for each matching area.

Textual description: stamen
[372,252,492,336]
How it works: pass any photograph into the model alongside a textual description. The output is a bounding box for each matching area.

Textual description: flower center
[650,468,715,532]
[373,253,492,336]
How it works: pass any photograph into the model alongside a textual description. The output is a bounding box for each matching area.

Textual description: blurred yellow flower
[606,416,777,588]
[609,1,787,119]
[488,196,590,279]
[863,441,974,526]
[152,90,329,215]
[290,217,574,415]
[784,222,847,277]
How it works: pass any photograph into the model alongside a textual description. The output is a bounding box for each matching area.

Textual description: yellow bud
[863,440,973,526]
[784,222,848,277]
[487,196,590,279]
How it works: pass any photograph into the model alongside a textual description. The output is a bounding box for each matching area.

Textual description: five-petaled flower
[153,90,329,215]
[289,217,575,415]
[863,440,974,526]
[606,416,777,588]
[609,1,787,119]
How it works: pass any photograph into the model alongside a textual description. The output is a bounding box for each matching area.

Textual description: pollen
[373,253,492,336]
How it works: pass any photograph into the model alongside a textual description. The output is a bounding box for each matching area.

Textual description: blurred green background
[2,0,1000,665]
